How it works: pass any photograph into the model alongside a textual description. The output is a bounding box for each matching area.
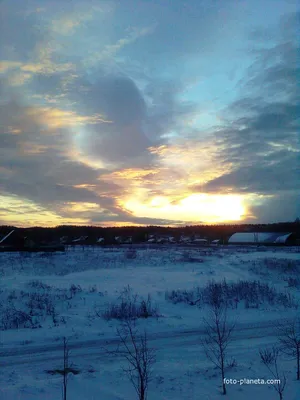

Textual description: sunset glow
[124,194,246,224]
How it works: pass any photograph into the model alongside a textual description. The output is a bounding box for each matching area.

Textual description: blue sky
[0,0,299,226]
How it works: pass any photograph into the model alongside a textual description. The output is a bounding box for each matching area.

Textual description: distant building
[147,238,156,243]
[115,236,132,244]
[156,234,173,244]
[192,238,208,245]
[179,235,192,244]
[72,236,89,244]
[146,234,176,244]
[228,232,297,245]
[168,236,176,243]
[60,236,69,244]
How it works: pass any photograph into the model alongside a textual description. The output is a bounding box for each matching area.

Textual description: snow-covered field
[0,245,299,400]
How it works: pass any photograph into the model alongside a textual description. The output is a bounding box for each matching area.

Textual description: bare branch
[113,319,156,400]
[202,302,235,395]
[259,346,287,400]
[276,317,300,380]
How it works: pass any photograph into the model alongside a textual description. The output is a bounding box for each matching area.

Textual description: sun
[179,194,245,222]
[213,195,245,221]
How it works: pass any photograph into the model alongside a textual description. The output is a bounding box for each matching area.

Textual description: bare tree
[62,336,70,400]
[45,337,79,399]
[259,346,287,400]
[114,319,156,400]
[277,317,300,380]
[202,301,235,395]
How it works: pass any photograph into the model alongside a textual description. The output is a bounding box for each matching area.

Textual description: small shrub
[27,280,52,290]
[1,308,33,330]
[226,357,237,369]
[285,277,300,288]
[125,249,137,259]
[69,284,82,299]
[250,258,300,276]
[259,348,276,365]
[7,290,18,301]
[46,367,80,376]
[165,289,197,305]
[181,251,203,263]
[89,285,97,293]
[165,279,297,309]
[102,292,159,321]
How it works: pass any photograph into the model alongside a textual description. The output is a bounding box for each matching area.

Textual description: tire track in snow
[0,318,287,368]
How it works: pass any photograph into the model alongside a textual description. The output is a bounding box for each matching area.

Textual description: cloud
[200,153,299,194]
[245,192,300,223]
[69,74,153,166]
[1,3,299,225]
[0,61,23,73]
[85,25,156,68]
[0,77,190,226]
[85,210,186,227]
[0,8,203,225]
[143,79,199,141]
[200,30,299,192]
[0,2,80,86]
[193,14,300,221]
[51,8,100,36]
[0,81,120,213]
[279,10,300,41]
[63,70,202,172]
[0,2,49,61]
[0,195,88,227]
[27,107,111,129]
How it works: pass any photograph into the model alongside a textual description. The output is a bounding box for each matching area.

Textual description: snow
[0,245,300,399]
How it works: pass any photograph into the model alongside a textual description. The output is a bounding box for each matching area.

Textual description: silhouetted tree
[202,301,235,395]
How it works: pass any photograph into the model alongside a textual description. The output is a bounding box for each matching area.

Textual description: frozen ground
[0,245,299,399]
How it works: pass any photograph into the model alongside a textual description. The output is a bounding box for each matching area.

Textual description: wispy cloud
[85,25,156,68]
[26,107,112,129]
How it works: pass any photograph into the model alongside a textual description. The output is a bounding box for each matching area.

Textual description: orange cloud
[103,168,158,182]
[0,61,22,73]
[7,126,22,135]
[25,107,112,129]
[64,202,101,212]
[0,195,88,227]
[0,59,74,84]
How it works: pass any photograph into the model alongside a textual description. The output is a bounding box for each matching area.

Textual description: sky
[0,0,299,227]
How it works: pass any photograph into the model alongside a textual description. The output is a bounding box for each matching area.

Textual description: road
[0,318,285,369]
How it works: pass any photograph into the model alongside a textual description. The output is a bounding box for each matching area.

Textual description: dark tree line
[0,221,299,246]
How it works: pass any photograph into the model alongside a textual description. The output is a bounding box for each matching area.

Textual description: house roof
[274,233,293,244]
[0,230,15,244]
[228,232,293,244]
[72,236,88,242]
